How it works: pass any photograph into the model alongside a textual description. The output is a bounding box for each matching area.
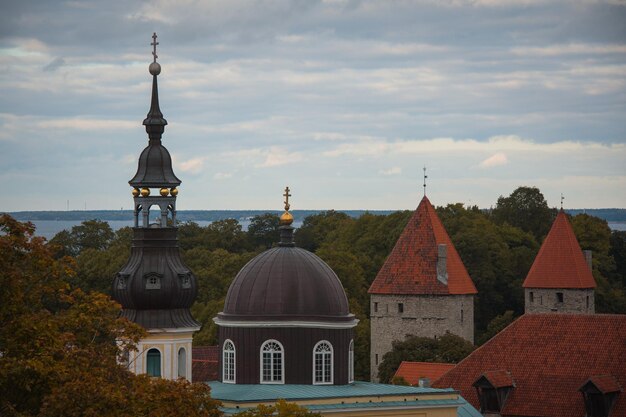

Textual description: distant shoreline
[4,208,626,222]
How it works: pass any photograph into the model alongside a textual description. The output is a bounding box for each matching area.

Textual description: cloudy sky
[1,0,625,211]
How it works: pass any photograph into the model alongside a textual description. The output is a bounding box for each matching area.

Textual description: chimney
[418,377,431,388]
[437,244,448,285]
[584,250,592,270]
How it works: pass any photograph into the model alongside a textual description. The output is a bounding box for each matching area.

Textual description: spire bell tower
[113,34,199,381]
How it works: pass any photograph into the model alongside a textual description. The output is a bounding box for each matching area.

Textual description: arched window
[313,341,333,385]
[260,340,284,384]
[348,339,354,383]
[146,348,161,377]
[178,347,187,379]
[223,340,236,383]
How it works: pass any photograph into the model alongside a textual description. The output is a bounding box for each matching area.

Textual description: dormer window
[145,273,162,290]
[473,371,515,413]
[117,274,128,290]
[179,273,191,289]
[580,376,621,417]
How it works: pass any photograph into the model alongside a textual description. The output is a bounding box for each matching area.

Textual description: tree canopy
[377,333,475,384]
[44,186,626,384]
[0,215,222,417]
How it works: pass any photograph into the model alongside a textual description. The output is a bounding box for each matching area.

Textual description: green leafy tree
[377,333,474,384]
[492,186,555,240]
[610,231,626,287]
[49,219,115,257]
[295,210,352,251]
[247,213,280,249]
[477,310,517,345]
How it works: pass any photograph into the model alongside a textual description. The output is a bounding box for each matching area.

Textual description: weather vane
[283,186,291,211]
[561,193,564,210]
[423,166,428,196]
[151,32,159,63]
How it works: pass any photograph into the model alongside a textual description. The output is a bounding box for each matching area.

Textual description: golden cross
[283,186,291,211]
[151,32,159,63]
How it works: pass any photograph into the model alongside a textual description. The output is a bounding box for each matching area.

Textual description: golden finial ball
[170,187,178,196]
[132,188,140,197]
[140,188,150,197]
[280,211,294,226]
[160,187,169,197]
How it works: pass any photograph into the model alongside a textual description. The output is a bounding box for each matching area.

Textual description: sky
[1,0,625,211]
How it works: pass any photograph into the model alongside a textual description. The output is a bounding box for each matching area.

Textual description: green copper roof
[218,397,481,416]
[208,381,455,402]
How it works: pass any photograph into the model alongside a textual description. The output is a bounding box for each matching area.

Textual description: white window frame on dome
[260,340,284,384]
[313,340,333,385]
[348,339,354,383]
[223,339,236,384]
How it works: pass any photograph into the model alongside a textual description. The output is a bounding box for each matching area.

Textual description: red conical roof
[368,196,477,295]
[523,210,596,289]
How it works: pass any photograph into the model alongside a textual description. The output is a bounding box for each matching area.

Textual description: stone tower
[523,209,596,314]
[368,196,477,382]
[111,34,200,381]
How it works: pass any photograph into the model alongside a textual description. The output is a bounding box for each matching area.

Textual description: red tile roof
[369,196,477,295]
[477,370,515,389]
[192,346,219,382]
[523,210,596,289]
[193,345,219,361]
[433,314,626,417]
[394,361,455,386]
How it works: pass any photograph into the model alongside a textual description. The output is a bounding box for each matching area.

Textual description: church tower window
[223,339,236,383]
[260,340,284,384]
[177,347,186,379]
[146,348,161,377]
[313,341,333,385]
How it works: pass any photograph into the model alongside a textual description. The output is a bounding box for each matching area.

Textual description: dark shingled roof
[523,210,596,289]
[433,314,626,417]
[219,246,354,323]
[369,196,477,295]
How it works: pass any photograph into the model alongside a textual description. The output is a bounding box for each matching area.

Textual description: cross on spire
[283,186,291,211]
[151,32,159,63]
[423,166,428,196]
[561,193,565,210]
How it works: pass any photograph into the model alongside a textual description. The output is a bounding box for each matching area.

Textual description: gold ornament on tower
[279,186,294,226]
[140,188,150,197]
[132,188,140,197]
[160,187,169,197]
[170,187,178,196]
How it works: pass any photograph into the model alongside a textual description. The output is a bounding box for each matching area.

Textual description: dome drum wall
[218,327,354,385]
[112,227,199,329]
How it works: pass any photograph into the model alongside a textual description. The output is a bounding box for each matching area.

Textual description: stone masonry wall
[525,288,594,314]
[370,294,474,382]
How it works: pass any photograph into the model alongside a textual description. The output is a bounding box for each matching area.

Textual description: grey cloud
[43,57,65,72]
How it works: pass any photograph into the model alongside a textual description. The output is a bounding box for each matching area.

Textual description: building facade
[368,196,477,382]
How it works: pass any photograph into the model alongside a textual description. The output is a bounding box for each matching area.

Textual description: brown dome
[218,246,354,323]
